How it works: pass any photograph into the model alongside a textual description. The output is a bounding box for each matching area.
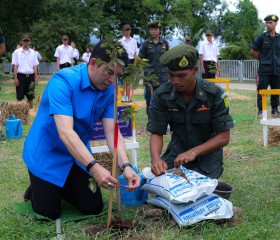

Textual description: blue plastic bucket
[5,114,23,139]
[119,166,148,206]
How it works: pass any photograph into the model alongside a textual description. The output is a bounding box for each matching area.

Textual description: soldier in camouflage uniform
[138,20,169,118]
[146,44,234,179]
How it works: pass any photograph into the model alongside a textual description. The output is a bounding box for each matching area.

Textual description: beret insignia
[179,56,188,68]
[272,15,276,20]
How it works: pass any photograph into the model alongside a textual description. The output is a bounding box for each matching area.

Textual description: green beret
[148,20,161,29]
[264,14,279,22]
[160,44,199,71]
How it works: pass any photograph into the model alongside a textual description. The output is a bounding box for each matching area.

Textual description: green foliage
[220,38,253,60]
[0,0,265,60]
[219,0,264,60]
[120,107,137,125]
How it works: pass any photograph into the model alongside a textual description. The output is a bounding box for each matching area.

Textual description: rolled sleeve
[146,108,168,135]
[212,115,234,132]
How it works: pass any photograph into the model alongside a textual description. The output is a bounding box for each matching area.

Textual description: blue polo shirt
[22,64,114,187]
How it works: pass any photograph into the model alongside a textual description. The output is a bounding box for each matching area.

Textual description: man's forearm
[150,133,164,163]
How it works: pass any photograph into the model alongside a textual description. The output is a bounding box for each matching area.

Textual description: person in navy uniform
[138,20,169,117]
[250,14,280,117]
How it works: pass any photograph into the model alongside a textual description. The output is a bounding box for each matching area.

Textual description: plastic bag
[148,194,233,227]
[141,166,218,204]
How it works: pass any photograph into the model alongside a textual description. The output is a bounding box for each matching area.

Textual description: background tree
[0,0,44,53]
[0,0,263,62]
[219,0,264,60]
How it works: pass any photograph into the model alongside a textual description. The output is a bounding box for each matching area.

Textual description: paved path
[215,82,256,91]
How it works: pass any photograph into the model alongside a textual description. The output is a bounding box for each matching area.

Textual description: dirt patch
[94,152,113,172]
[229,92,253,100]
[133,88,144,95]
[135,100,146,109]
[223,147,235,158]
[268,126,280,146]
[136,125,148,136]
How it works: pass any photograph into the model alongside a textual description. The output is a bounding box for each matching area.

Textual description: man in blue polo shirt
[22,40,140,220]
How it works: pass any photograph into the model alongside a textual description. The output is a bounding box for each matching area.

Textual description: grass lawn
[0,75,279,239]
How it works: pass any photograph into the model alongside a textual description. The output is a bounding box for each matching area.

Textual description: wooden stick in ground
[106,138,118,228]
[116,167,122,219]
[107,63,122,228]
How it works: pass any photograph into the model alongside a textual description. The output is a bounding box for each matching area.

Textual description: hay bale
[268,126,280,146]
[0,101,30,125]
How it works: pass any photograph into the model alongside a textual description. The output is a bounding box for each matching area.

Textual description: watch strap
[120,163,132,172]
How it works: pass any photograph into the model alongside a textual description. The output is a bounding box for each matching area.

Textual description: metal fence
[2,60,259,82]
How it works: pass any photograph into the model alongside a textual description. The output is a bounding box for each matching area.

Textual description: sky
[227,0,280,31]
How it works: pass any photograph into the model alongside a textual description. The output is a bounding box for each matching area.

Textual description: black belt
[60,62,71,67]
[203,61,216,64]
[17,73,34,77]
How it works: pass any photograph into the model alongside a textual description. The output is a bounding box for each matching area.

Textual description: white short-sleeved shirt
[35,50,42,61]
[54,44,73,64]
[119,36,138,60]
[12,47,39,74]
[82,52,91,63]
[199,41,220,62]
[72,48,79,60]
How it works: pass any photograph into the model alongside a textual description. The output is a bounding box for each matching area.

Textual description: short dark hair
[90,39,128,66]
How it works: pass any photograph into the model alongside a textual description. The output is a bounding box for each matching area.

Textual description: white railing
[2,60,260,82]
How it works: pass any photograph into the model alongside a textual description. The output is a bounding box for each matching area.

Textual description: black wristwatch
[120,163,132,172]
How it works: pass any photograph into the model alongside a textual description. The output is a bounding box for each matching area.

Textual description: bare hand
[14,78,19,87]
[174,151,196,167]
[201,67,205,74]
[151,159,168,176]
[35,76,39,85]
[123,167,141,191]
[90,163,118,190]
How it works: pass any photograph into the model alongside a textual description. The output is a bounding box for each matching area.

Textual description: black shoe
[271,108,279,114]
[258,110,263,118]
[24,185,32,202]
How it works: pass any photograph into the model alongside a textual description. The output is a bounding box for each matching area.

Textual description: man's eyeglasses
[23,39,30,42]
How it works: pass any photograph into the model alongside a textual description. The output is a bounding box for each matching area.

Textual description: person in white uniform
[199,29,220,79]
[54,35,73,70]
[82,47,91,64]
[119,24,138,102]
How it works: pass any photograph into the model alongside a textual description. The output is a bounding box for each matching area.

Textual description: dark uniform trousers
[202,61,217,79]
[16,73,35,101]
[257,75,280,110]
[59,62,71,69]
[253,31,280,111]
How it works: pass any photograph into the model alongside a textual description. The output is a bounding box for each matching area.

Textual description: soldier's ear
[193,66,198,73]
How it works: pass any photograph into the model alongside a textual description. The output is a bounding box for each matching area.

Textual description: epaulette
[155,81,172,95]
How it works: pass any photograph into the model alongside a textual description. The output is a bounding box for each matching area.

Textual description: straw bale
[0,101,30,125]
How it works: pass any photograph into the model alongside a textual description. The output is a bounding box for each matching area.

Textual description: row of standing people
[10,34,92,108]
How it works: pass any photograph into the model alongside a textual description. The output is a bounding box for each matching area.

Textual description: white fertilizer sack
[141,166,218,204]
[148,194,233,227]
